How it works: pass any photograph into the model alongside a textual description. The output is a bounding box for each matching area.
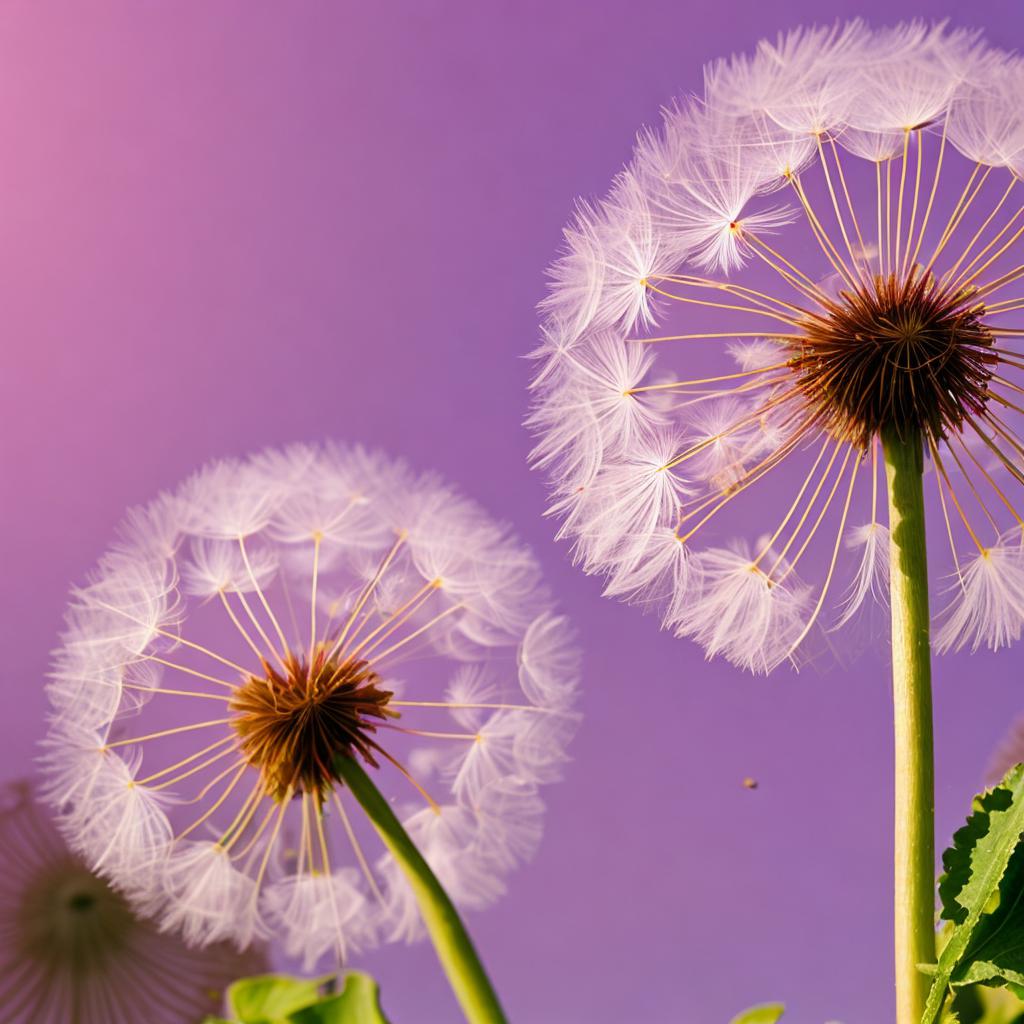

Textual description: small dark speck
[742,777,758,790]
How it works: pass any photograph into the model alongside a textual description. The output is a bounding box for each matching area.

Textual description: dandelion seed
[0,780,262,1023]
[42,443,580,966]
[530,21,1024,668]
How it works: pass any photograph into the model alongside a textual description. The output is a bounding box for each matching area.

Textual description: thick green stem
[882,429,936,1024]
[334,755,507,1024]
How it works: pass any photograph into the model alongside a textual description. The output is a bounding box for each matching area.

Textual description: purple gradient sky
[2,3,1024,1022]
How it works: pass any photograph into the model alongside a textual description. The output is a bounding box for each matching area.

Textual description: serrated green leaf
[924,766,1024,1023]
[227,974,327,1023]
[728,1003,785,1024]
[941,785,1019,925]
[949,833,1024,993]
[290,971,391,1024]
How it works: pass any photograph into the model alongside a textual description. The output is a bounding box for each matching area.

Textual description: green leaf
[290,972,391,1024]
[924,766,1024,1023]
[940,786,1018,925]
[728,1004,785,1024]
[227,974,327,1023]
[947,821,1024,994]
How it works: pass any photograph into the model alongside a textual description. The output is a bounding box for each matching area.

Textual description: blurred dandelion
[40,443,578,992]
[0,779,260,1024]
[530,20,1024,672]
[985,715,1024,786]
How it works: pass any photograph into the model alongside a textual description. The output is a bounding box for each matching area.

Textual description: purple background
[2,2,1023,1021]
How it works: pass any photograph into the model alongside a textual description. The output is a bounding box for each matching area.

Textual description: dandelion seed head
[531,20,1024,665]
[43,442,580,966]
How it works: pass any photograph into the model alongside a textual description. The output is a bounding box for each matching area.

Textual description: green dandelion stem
[334,754,507,1024]
[882,428,936,1024]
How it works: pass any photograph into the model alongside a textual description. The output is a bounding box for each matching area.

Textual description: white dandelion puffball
[0,779,263,1023]
[530,20,1024,672]
[41,442,580,968]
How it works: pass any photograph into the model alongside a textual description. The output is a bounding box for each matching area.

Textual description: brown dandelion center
[230,650,397,803]
[791,271,996,448]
